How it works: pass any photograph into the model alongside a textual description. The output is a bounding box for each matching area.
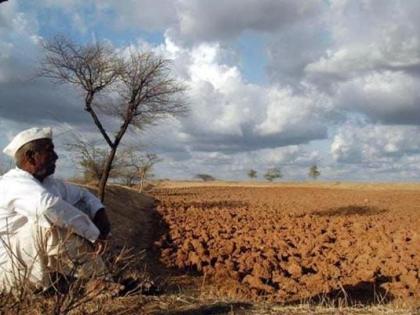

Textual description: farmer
[0,127,111,291]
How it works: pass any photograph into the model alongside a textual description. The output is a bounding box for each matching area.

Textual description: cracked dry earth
[152,185,419,305]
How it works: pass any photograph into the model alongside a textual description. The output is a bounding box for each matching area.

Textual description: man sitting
[0,127,111,292]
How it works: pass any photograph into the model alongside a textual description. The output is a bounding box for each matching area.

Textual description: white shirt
[0,168,103,243]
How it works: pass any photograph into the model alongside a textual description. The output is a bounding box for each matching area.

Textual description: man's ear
[25,150,36,165]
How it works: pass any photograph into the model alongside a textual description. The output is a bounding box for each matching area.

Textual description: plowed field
[152,184,420,305]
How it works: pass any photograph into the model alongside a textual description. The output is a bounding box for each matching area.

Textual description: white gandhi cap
[3,127,52,158]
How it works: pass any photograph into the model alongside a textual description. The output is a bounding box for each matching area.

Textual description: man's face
[32,139,59,178]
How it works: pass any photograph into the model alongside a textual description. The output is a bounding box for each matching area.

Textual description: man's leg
[44,227,108,280]
[0,224,109,292]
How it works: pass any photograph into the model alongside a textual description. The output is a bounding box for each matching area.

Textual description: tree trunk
[138,180,143,193]
[98,146,118,202]
[138,171,145,193]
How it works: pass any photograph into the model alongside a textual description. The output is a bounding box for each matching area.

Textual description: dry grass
[0,232,149,314]
[115,292,419,315]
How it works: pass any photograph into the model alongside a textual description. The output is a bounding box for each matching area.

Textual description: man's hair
[15,139,49,168]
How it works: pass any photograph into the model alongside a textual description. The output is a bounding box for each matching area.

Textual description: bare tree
[69,139,161,192]
[195,174,215,182]
[308,164,321,180]
[247,169,257,180]
[67,140,126,184]
[41,36,187,201]
[264,167,282,182]
[119,151,162,191]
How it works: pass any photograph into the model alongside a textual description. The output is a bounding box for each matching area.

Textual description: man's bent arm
[60,182,111,239]
[42,197,100,243]
[60,181,105,219]
[59,181,111,239]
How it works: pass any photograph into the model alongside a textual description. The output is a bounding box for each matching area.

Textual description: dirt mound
[102,185,157,251]
[153,186,420,304]
[83,184,164,275]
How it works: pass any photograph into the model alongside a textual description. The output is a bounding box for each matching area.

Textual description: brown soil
[6,183,417,314]
[151,185,420,305]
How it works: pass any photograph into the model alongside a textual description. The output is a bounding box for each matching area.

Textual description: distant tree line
[194,164,321,183]
[244,164,321,182]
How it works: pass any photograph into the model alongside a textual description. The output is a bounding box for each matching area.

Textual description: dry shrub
[0,227,145,315]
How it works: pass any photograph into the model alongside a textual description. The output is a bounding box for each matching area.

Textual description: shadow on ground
[288,277,393,307]
[311,205,388,217]
[153,302,252,315]
[99,185,204,296]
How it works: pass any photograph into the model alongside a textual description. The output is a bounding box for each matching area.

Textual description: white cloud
[0,4,41,82]
[331,124,420,164]
[335,71,420,125]
[0,1,18,29]
[98,0,177,31]
[0,2,94,132]
[306,1,420,83]
[265,6,329,86]
[255,87,328,137]
[34,0,325,44]
[171,0,324,43]
[28,0,177,35]
[298,0,420,128]
[151,38,332,153]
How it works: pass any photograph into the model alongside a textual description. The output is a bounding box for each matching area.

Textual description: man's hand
[94,238,110,256]
[93,208,111,240]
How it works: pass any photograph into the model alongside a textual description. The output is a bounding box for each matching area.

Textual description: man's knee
[44,227,108,278]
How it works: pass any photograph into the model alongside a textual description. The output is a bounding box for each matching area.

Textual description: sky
[1,0,420,181]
